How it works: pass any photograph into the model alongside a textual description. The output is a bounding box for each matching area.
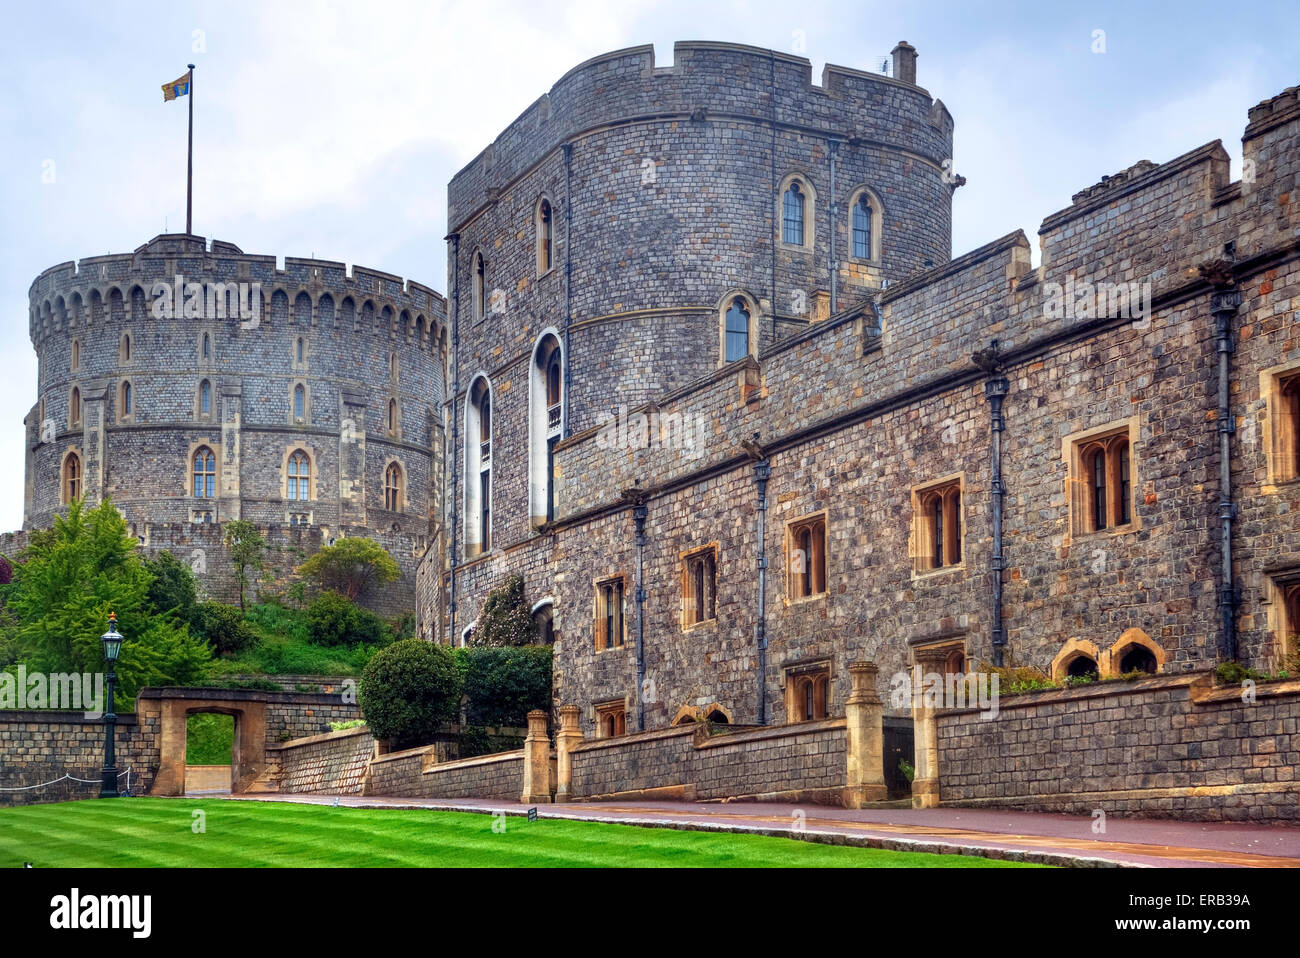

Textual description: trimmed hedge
[359,639,461,749]
[456,645,552,728]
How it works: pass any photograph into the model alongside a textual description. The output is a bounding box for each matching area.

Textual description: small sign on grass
[527,807,538,822]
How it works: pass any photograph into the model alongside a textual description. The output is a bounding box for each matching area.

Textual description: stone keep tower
[26,233,448,620]
[443,41,957,625]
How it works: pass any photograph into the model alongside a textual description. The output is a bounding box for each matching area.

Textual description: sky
[1,0,1296,531]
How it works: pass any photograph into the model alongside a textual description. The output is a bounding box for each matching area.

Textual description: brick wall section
[569,719,846,800]
[0,711,161,807]
[365,745,524,800]
[271,725,375,794]
[935,672,1300,821]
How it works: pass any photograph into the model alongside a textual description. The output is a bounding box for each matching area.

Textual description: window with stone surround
[68,386,82,428]
[912,477,962,573]
[1263,364,1300,486]
[595,699,626,738]
[70,339,80,372]
[778,174,816,250]
[784,662,831,722]
[681,544,718,629]
[287,449,311,502]
[1069,425,1134,535]
[536,196,554,276]
[384,461,404,512]
[192,446,216,499]
[786,512,827,601]
[848,186,883,263]
[198,379,213,420]
[118,380,132,421]
[594,576,625,651]
[61,451,81,504]
[119,331,133,365]
[471,250,486,322]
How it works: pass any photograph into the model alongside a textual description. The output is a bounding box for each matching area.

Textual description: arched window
[202,333,211,359]
[533,603,555,646]
[724,298,751,363]
[385,462,403,511]
[199,380,212,417]
[70,339,80,372]
[388,399,398,434]
[293,384,305,420]
[296,337,305,365]
[466,378,492,555]
[192,446,216,498]
[62,453,81,504]
[852,194,873,259]
[1089,446,1107,531]
[530,335,563,529]
[536,197,553,275]
[1118,645,1158,675]
[120,381,132,418]
[1066,655,1099,679]
[1079,431,1134,533]
[69,387,81,427]
[121,332,131,363]
[287,450,310,501]
[917,481,962,571]
[472,251,486,321]
[783,181,806,245]
[787,514,827,600]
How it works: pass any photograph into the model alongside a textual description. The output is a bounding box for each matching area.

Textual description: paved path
[224,793,1300,868]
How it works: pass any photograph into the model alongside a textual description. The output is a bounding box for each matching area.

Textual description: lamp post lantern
[99,612,122,798]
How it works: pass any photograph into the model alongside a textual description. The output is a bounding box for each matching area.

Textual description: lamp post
[99,612,123,799]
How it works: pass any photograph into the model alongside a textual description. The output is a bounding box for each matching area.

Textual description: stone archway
[149,693,267,796]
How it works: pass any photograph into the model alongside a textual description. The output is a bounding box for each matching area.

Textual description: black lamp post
[99,612,122,799]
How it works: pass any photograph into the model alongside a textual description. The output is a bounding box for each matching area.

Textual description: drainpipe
[633,500,648,731]
[753,455,771,724]
[769,51,777,348]
[828,137,841,314]
[562,142,574,437]
[985,372,1010,667]
[447,232,461,646]
[1210,276,1242,661]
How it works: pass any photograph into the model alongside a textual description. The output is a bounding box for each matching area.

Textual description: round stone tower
[25,233,448,619]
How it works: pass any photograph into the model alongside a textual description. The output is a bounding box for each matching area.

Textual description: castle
[22,40,1300,750]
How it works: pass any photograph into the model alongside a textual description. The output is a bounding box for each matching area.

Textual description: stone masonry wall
[0,711,161,807]
[271,725,375,795]
[365,746,524,800]
[936,672,1300,821]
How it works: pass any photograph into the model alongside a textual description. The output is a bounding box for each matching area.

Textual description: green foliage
[455,645,552,727]
[975,662,1056,695]
[899,758,916,784]
[243,601,310,644]
[471,575,536,647]
[359,639,461,748]
[143,551,198,620]
[456,726,525,758]
[186,713,234,765]
[9,500,210,708]
[190,602,256,656]
[329,719,366,731]
[306,591,386,647]
[297,538,399,601]
[222,520,265,612]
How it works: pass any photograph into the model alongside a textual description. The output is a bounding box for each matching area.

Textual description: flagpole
[186,64,195,235]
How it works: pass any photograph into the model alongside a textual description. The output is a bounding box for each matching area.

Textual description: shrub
[457,645,552,727]
[975,662,1056,695]
[472,574,536,647]
[190,602,256,656]
[307,591,386,647]
[359,639,461,748]
[298,538,399,601]
[329,719,367,732]
[0,556,13,586]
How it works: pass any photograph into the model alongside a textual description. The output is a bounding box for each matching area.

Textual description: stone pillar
[520,708,552,804]
[843,661,888,807]
[911,647,948,809]
[554,704,583,802]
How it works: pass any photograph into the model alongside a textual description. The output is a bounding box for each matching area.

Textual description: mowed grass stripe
[0,799,1042,868]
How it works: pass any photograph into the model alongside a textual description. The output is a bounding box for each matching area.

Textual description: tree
[222,520,265,612]
[306,591,385,647]
[472,574,536,647]
[190,602,256,656]
[359,639,461,749]
[9,499,210,707]
[297,537,399,601]
[143,551,198,621]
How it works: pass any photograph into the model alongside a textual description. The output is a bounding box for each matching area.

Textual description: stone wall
[569,719,846,802]
[935,672,1300,821]
[271,725,375,795]
[0,710,161,807]
[365,745,524,801]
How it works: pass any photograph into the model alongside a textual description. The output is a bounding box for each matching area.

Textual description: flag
[162,71,192,102]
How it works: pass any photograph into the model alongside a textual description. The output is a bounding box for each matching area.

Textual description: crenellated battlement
[28,234,447,348]
[448,39,949,228]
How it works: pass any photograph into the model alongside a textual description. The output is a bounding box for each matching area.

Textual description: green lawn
[0,799,1038,868]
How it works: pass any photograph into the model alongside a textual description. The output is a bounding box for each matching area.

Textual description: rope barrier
[0,768,134,793]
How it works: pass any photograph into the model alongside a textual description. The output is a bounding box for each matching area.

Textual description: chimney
[891,41,917,85]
